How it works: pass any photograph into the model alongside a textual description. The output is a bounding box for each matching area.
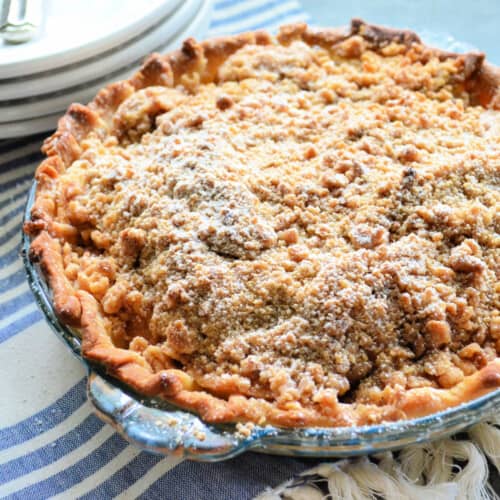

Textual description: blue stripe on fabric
[0,134,44,155]
[0,245,22,268]
[0,289,34,318]
[0,267,25,294]
[211,0,285,27]
[214,0,243,10]
[0,414,105,483]
[0,378,86,450]
[0,202,24,228]
[5,433,128,500]
[0,151,42,174]
[0,221,23,247]
[138,454,314,500]
[79,452,163,500]
[0,309,44,345]
[0,172,35,196]
[0,183,30,213]
[0,140,26,154]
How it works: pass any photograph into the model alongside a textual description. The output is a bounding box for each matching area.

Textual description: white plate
[0,0,212,138]
[0,0,192,101]
[0,0,186,100]
[0,0,208,122]
[0,0,181,78]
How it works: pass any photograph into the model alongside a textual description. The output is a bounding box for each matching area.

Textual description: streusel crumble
[26,21,500,426]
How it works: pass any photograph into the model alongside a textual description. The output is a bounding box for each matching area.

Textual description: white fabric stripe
[0,193,26,220]
[0,232,21,261]
[50,446,143,500]
[0,426,115,497]
[0,258,21,280]
[0,303,38,332]
[0,403,93,465]
[0,320,84,427]
[114,456,184,500]
[211,0,274,21]
[0,279,28,304]
[208,1,299,35]
[0,177,31,205]
[0,141,42,166]
[0,161,38,185]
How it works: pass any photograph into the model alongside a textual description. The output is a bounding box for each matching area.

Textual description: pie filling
[28,26,500,426]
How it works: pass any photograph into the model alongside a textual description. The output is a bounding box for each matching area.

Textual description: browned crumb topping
[55,37,499,417]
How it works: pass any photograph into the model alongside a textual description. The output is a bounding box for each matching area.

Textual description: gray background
[302,0,499,64]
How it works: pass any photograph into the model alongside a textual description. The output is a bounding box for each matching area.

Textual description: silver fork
[0,0,42,44]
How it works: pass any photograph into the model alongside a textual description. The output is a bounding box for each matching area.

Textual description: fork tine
[2,0,41,44]
[0,0,12,30]
[5,0,26,27]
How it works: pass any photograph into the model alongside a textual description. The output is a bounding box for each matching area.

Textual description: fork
[0,0,42,44]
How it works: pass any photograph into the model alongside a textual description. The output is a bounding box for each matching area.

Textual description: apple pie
[25,20,500,427]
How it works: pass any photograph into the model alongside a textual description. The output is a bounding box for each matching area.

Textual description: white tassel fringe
[255,420,500,500]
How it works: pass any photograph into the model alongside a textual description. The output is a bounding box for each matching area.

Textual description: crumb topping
[52,38,499,419]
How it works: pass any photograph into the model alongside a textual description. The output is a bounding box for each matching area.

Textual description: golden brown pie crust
[25,20,500,427]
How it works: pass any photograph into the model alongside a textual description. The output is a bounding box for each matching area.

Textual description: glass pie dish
[22,180,500,461]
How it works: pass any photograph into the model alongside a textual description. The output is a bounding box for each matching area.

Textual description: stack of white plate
[0,0,212,138]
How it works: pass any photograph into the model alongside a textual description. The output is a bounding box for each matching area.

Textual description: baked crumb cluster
[42,35,499,422]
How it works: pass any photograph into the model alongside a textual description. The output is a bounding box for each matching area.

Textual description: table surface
[305,0,500,64]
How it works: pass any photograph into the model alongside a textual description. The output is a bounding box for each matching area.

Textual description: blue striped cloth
[0,2,323,499]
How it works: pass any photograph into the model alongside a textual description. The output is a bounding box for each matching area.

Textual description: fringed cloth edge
[256,416,500,500]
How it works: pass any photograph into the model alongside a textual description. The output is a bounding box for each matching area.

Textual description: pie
[25,20,500,428]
